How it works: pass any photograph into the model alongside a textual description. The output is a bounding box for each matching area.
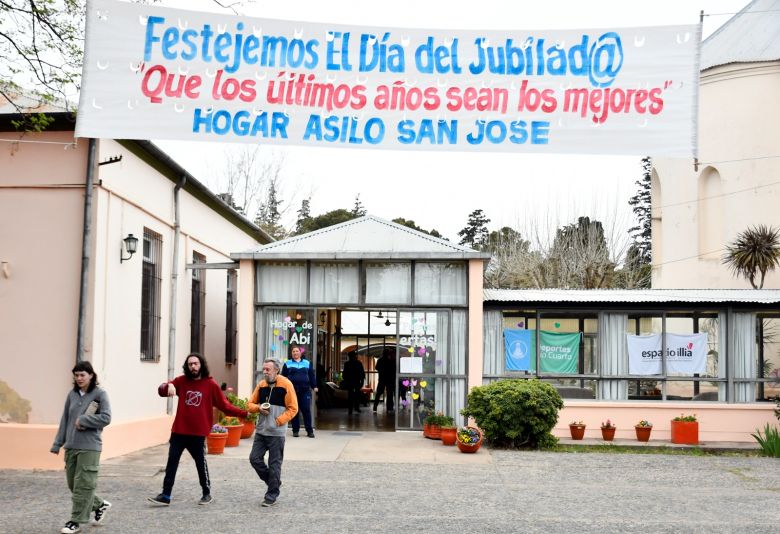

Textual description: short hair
[183,353,210,378]
[263,358,281,371]
[72,360,98,392]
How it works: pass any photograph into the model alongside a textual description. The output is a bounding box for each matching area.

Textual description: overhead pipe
[76,138,98,363]
[166,175,186,414]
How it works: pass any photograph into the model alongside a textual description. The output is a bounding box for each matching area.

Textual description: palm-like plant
[722,225,780,289]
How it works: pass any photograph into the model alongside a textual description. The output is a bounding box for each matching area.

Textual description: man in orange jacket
[247,358,298,507]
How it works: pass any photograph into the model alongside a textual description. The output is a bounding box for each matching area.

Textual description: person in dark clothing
[373,348,396,413]
[149,353,247,507]
[281,344,318,438]
[342,350,365,414]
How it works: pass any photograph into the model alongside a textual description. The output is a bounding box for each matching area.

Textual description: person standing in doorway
[281,344,318,437]
[373,348,396,413]
[51,361,112,534]
[247,358,298,507]
[342,350,365,414]
[148,353,247,507]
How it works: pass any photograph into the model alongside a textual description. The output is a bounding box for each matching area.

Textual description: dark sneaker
[61,522,81,534]
[292,431,299,437]
[307,432,315,438]
[199,494,213,505]
[261,499,276,507]
[93,500,111,524]
[147,494,171,506]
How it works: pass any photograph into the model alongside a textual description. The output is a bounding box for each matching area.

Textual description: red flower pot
[671,420,699,445]
[456,427,483,453]
[240,418,255,439]
[206,433,228,454]
[224,424,243,447]
[569,424,586,440]
[440,427,457,446]
[423,423,442,440]
[601,427,616,441]
[635,425,652,442]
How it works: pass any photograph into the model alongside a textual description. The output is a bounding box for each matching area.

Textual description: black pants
[291,389,313,434]
[347,386,362,413]
[373,380,395,411]
[249,433,285,503]
[162,433,210,498]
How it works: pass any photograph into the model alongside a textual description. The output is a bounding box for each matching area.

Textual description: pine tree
[351,194,367,217]
[628,156,652,264]
[295,197,312,234]
[255,178,286,239]
[458,209,490,248]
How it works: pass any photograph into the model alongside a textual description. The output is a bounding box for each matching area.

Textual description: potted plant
[635,420,653,442]
[220,416,243,447]
[226,393,257,439]
[456,426,483,453]
[671,413,699,445]
[440,423,457,446]
[206,424,228,454]
[569,420,586,440]
[423,412,453,440]
[600,419,616,441]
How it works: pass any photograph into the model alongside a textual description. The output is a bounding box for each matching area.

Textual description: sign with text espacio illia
[76,0,700,156]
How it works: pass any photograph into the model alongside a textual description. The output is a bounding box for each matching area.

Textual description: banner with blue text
[76,0,700,156]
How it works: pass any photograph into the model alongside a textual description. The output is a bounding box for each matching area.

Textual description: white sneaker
[94,500,111,524]
[61,522,81,534]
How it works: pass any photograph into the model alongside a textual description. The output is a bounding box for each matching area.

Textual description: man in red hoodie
[148,353,247,506]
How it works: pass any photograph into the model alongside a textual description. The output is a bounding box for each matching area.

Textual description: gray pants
[64,449,103,524]
[249,433,285,503]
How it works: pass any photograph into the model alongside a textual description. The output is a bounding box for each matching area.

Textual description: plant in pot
[227,393,257,439]
[635,420,653,442]
[440,419,457,446]
[456,426,483,453]
[671,413,699,445]
[569,420,586,440]
[220,416,243,447]
[423,412,451,440]
[600,419,616,441]
[207,424,228,454]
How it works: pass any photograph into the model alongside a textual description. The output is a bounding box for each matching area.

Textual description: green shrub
[461,379,563,449]
[752,424,780,457]
[424,411,455,427]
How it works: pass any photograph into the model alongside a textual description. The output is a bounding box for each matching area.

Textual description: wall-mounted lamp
[120,233,139,263]
[319,311,326,326]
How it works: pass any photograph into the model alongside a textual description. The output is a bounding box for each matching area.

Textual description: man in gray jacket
[51,361,112,534]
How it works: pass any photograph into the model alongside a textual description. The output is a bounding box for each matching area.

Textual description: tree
[722,225,780,289]
[255,176,286,240]
[218,146,284,218]
[458,209,490,248]
[295,197,312,234]
[482,227,531,288]
[294,209,356,235]
[351,194,367,217]
[546,216,615,289]
[391,218,443,239]
[627,156,652,264]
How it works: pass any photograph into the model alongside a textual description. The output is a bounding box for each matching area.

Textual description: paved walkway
[1,431,778,533]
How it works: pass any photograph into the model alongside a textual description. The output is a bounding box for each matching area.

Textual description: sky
[154,0,751,243]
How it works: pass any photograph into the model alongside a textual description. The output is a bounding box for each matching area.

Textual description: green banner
[527,331,581,374]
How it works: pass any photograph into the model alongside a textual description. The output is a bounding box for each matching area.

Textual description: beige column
[237,259,255,396]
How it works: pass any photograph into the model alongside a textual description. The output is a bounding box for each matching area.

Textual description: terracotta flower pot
[440,427,457,446]
[601,427,616,441]
[423,423,442,440]
[224,424,243,447]
[206,433,228,454]
[635,425,652,442]
[240,418,255,439]
[456,427,483,453]
[569,424,586,440]
[671,420,699,445]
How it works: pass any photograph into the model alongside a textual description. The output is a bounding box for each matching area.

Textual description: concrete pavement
[1,430,778,533]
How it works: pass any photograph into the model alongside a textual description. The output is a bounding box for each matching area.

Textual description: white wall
[653,61,780,289]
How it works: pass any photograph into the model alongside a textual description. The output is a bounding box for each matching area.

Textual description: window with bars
[140,229,162,361]
[191,252,207,353]
[225,269,237,364]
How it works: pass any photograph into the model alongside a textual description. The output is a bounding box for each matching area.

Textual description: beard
[185,367,201,380]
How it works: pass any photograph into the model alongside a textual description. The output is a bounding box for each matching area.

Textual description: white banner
[627,333,708,375]
[76,0,700,156]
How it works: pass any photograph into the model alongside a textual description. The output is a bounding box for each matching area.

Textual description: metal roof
[232,215,491,260]
[484,288,780,304]
[700,0,780,70]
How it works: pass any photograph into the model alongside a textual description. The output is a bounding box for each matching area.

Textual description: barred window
[225,270,237,364]
[140,229,162,361]
[191,252,206,353]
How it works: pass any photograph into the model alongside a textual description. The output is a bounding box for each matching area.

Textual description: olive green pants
[64,449,103,524]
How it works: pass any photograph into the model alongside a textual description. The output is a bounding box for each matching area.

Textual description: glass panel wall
[414,262,467,305]
[310,262,358,303]
[365,262,411,304]
[257,262,306,303]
